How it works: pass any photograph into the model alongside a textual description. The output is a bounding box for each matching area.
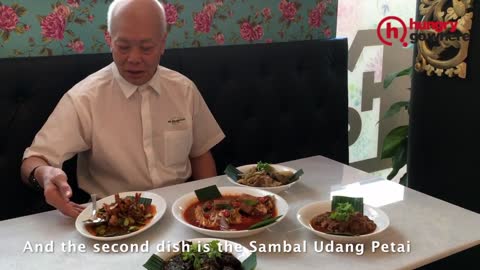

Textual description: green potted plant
[381,66,412,186]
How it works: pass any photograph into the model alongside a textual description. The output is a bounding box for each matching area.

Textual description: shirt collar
[111,63,162,99]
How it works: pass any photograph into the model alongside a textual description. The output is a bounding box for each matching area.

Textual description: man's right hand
[37,166,85,218]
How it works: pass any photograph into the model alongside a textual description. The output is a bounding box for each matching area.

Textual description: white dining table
[1,155,479,270]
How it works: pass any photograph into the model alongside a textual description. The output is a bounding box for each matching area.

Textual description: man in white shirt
[20,0,225,218]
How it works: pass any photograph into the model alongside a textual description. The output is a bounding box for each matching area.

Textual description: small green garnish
[243,199,258,206]
[128,226,140,232]
[182,243,195,260]
[256,161,271,172]
[207,240,222,259]
[329,202,355,221]
[95,225,106,236]
[182,240,222,270]
[331,196,363,214]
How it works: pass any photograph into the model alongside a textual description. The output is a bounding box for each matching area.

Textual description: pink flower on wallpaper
[40,12,66,40]
[323,27,332,38]
[262,8,272,19]
[265,38,273,43]
[53,5,71,19]
[67,0,80,8]
[215,0,223,5]
[193,11,212,33]
[203,3,217,19]
[240,22,263,42]
[104,30,112,47]
[67,40,85,53]
[253,25,264,40]
[214,33,224,45]
[308,2,326,28]
[88,15,94,22]
[164,3,178,25]
[240,22,252,41]
[0,5,19,31]
[279,0,297,21]
[24,25,31,31]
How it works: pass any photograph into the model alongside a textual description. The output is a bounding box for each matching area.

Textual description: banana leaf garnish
[143,254,165,270]
[242,252,257,270]
[127,196,152,206]
[248,215,283,230]
[194,185,222,202]
[289,169,304,182]
[224,164,242,181]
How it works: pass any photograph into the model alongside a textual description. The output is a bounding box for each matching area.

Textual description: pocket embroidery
[167,117,186,125]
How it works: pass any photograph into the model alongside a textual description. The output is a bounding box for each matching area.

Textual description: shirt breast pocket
[164,129,193,166]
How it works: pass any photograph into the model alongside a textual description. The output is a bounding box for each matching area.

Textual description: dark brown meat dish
[310,211,376,236]
[165,252,241,270]
[164,241,242,270]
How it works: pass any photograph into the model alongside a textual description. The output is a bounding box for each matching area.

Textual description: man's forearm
[190,151,217,180]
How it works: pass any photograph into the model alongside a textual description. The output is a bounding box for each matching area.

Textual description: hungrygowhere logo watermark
[377,16,470,47]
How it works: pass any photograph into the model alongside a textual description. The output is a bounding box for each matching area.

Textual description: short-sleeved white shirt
[23,63,225,197]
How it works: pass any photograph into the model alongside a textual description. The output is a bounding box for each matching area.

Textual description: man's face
[110,15,166,86]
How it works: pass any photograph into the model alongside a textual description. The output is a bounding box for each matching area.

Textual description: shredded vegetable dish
[237,162,295,187]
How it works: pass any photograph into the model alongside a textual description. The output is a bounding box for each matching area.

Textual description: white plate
[297,200,390,243]
[172,186,288,238]
[226,164,302,194]
[75,191,167,241]
[155,238,256,269]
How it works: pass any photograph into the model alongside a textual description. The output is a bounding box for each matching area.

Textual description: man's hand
[38,166,85,218]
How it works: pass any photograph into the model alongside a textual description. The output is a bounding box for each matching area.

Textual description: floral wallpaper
[0,0,338,58]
